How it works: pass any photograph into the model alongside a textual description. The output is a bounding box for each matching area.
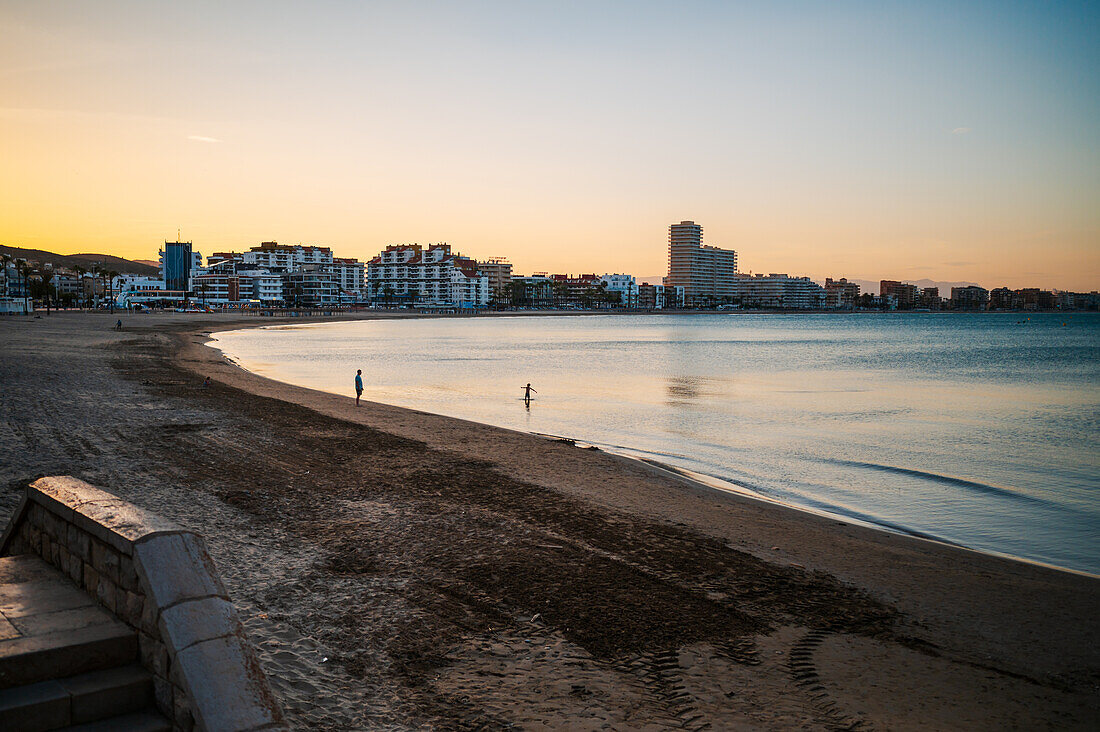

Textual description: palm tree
[0,253,10,302]
[73,265,87,309]
[106,270,119,313]
[40,268,55,315]
[17,260,31,314]
[90,263,102,309]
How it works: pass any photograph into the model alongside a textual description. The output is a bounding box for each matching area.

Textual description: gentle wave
[823,459,1056,507]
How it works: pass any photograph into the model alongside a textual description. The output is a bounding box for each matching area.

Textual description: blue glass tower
[163,241,193,292]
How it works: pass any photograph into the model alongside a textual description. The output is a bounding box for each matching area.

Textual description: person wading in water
[522,382,536,408]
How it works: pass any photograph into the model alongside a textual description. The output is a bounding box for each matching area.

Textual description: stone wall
[0,476,284,732]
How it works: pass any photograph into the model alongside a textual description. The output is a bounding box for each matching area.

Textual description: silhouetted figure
[115,319,122,331]
[522,383,536,407]
[355,369,364,406]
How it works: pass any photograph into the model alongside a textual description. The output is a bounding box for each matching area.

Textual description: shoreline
[3,311,1098,728]
[204,314,1098,581]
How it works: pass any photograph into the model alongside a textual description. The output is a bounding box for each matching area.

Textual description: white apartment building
[600,274,639,307]
[242,243,334,270]
[332,258,366,301]
[734,274,825,309]
[191,242,364,304]
[284,266,340,306]
[367,244,490,307]
[113,275,191,307]
[248,270,285,304]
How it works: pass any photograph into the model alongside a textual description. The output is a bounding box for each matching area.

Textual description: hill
[0,245,159,276]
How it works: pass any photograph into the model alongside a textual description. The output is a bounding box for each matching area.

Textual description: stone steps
[0,555,136,689]
[0,555,168,731]
[60,710,171,732]
[0,665,161,732]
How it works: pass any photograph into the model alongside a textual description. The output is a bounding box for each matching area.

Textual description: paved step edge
[0,664,153,732]
[60,710,170,732]
[0,625,137,689]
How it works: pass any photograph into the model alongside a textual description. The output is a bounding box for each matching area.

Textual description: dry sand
[1,310,1097,730]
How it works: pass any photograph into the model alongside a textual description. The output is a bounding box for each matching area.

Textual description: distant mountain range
[0,245,159,276]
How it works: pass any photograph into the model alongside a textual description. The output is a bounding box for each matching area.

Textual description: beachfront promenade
[0,311,1097,729]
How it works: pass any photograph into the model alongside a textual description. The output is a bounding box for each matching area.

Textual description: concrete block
[159,597,243,657]
[25,502,44,525]
[41,509,66,540]
[67,552,84,585]
[96,576,118,614]
[169,658,186,690]
[30,476,117,521]
[174,636,283,731]
[172,686,194,731]
[121,590,144,628]
[68,523,92,561]
[133,534,227,610]
[153,676,173,718]
[83,564,100,596]
[58,546,71,577]
[141,596,160,635]
[119,554,139,592]
[75,500,183,556]
[92,541,121,583]
[139,633,168,678]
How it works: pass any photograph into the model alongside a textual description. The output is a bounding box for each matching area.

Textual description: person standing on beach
[355,369,364,406]
[522,383,536,407]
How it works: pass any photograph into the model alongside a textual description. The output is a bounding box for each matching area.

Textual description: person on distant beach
[522,383,536,407]
[202,376,211,389]
[115,319,122,331]
[354,369,364,406]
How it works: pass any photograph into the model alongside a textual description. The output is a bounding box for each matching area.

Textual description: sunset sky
[1,1,1097,290]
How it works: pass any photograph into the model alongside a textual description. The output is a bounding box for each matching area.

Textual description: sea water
[210,312,1100,575]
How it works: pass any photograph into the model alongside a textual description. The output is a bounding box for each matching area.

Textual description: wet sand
[1,310,1097,730]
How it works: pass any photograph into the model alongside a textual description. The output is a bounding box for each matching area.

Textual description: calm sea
[210,313,1100,576]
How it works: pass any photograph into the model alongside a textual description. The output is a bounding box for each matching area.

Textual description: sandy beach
[1,310,1097,730]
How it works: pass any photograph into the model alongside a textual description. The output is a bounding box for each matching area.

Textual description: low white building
[113,275,188,307]
[733,274,825,309]
[367,244,490,307]
[600,274,639,307]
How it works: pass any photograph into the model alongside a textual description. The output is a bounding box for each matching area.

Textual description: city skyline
[2,1,1098,290]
